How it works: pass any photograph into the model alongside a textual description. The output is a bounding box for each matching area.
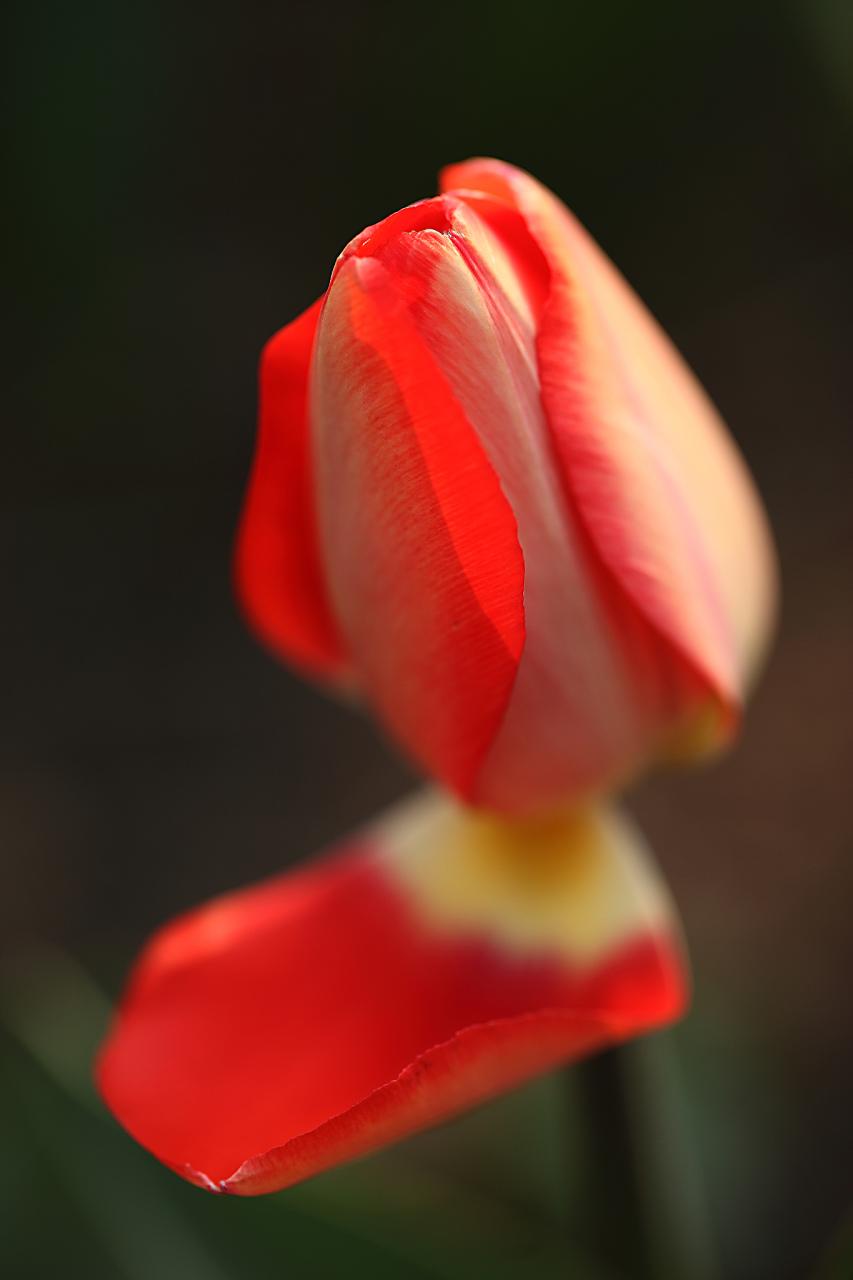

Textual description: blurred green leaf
[812,1208,853,1280]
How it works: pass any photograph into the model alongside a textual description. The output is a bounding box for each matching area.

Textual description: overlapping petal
[96,792,686,1195]
[311,221,526,797]
[441,159,777,756]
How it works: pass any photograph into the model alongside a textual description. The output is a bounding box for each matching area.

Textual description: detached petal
[442,159,777,749]
[96,792,686,1195]
[235,298,349,676]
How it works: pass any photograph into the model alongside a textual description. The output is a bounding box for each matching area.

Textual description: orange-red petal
[235,298,349,677]
[96,793,687,1195]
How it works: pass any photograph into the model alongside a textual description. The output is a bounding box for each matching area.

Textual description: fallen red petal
[97,793,687,1194]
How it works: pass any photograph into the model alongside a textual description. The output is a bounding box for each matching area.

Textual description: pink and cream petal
[442,159,778,741]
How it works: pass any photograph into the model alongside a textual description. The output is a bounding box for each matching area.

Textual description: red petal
[351,201,672,811]
[235,298,349,676]
[310,237,525,797]
[96,793,687,1195]
[442,159,777,745]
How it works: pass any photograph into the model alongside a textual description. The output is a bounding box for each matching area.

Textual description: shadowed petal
[235,298,349,676]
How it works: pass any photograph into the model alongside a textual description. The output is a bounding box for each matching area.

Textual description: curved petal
[442,159,777,749]
[310,236,525,798]
[352,199,679,811]
[96,792,687,1195]
[235,298,349,677]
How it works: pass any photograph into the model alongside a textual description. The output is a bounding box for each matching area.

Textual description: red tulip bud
[237,159,776,812]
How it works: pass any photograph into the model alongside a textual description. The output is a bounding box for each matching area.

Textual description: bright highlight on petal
[312,242,526,796]
[96,792,686,1195]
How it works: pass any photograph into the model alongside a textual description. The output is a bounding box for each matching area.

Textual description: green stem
[572,1038,718,1280]
[573,1047,649,1278]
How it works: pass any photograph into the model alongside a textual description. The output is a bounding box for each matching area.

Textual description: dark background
[4,1,853,1277]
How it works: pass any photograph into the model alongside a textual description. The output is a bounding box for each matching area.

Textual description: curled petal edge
[213,1007,659,1195]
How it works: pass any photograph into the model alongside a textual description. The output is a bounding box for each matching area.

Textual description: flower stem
[572,1037,718,1280]
[573,1046,647,1276]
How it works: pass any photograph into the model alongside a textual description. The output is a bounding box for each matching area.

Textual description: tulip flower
[235,157,776,813]
[97,160,776,1196]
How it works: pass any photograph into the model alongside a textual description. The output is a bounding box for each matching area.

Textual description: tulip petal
[310,241,526,797]
[235,298,349,676]
[343,201,676,811]
[442,160,777,744]
[96,792,687,1195]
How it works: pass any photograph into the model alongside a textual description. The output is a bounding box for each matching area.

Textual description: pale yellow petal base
[377,790,678,969]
